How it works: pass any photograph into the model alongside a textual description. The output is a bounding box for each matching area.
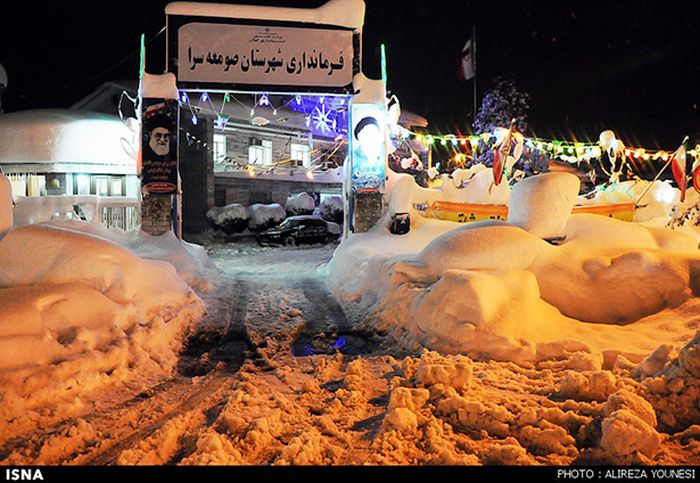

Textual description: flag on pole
[692,163,700,195]
[671,138,688,202]
[458,39,475,81]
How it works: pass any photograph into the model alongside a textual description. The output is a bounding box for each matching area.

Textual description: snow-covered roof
[165,0,365,31]
[0,109,137,173]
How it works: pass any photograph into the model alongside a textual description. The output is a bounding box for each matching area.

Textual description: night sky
[2,0,699,148]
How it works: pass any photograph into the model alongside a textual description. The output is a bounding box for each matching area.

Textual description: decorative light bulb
[200,92,209,103]
[191,114,198,125]
[295,95,302,106]
[180,92,189,104]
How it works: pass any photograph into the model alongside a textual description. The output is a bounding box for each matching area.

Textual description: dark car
[257,216,341,246]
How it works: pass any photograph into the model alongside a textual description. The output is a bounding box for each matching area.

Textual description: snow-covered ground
[0,236,697,465]
[1,170,699,466]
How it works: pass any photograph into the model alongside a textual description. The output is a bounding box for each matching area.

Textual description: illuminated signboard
[167,15,360,93]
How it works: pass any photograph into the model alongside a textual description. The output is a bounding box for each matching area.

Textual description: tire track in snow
[82,280,255,465]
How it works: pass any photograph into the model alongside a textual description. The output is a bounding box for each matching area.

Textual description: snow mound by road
[41,219,217,291]
[0,224,205,432]
[329,173,700,365]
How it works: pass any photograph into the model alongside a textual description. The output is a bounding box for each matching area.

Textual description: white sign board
[177,23,354,88]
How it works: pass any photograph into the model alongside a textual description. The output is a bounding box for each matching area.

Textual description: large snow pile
[285,192,316,216]
[320,196,344,224]
[0,173,11,238]
[0,224,205,428]
[328,172,700,365]
[206,204,250,234]
[508,172,580,239]
[248,203,286,231]
[41,219,217,291]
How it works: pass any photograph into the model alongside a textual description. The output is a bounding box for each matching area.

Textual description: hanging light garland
[408,129,699,165]
[176,89,349,178]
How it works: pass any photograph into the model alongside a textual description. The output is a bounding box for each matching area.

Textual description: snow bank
[320,196,343,224]
[0,224,196,319]
[0,224,204,427]
[285,192,315,216]
[0,173,11,237]
[36,220,216,292]
[329,173,700,365]
[206,204,250,234]
[248,203,286,231]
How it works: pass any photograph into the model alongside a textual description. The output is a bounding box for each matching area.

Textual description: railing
[14,195,141,232]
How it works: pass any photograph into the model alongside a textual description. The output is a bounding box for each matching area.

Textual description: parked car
[256,216,341,246]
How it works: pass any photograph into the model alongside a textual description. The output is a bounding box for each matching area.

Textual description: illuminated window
[111,178,123,196]
[76,174,91,195]
[95,177,109,196]
[248,139,272,165]
[291,143,311,168]
[27,175,46,197]
[213,134,227,164]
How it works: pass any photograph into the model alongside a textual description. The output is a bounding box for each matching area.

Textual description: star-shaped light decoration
[312,104,334,135]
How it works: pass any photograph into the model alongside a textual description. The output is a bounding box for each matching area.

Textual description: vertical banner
[141,99,179,194]
[350,103,386,192]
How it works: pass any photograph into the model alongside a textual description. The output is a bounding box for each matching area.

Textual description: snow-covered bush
[206,204,249,234]
[285,192,316,216]
[320,196,344,224]
[248,203,286,231]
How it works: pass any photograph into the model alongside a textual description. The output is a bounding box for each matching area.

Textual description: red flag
[671,140,688,202]
[493,148,505,185]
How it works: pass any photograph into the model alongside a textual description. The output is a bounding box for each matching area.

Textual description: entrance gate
[139,0,388,237]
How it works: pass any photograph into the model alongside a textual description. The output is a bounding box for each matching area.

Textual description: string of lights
[409,130,700,165]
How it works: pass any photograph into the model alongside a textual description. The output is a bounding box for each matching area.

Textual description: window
[95,177,110,196]
[28,175,46,197]
[111,178,123,196]
[248,139,272,165]
[213,134,227,165]
[291,142,311,168]
[76,174,91,195]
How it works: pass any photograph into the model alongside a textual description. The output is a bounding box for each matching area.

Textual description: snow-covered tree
[473,77,530,134]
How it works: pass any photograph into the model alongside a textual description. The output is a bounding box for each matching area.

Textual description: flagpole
[472,24,477,127]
